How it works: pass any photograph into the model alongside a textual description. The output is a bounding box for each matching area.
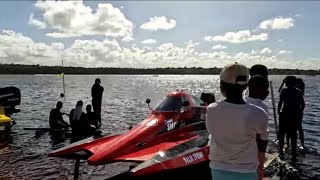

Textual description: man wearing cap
[206,63,269,180]
[91,78,104,127]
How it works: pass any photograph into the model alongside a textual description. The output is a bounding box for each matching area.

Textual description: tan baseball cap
[220,63,249,85]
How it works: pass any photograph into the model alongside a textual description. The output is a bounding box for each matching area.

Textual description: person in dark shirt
[86,104,99,128]
[278,76,305,159]
[49,101,69,130]
[69,100,90,139]
[296,78,306,149]
[91,78,104,125]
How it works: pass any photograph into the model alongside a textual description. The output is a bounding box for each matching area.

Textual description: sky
[0,1,319,69]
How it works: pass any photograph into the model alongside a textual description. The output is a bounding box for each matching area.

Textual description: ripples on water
[0,75,320,179]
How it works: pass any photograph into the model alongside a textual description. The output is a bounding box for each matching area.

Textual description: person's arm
[278,90,284,114]
[301,95,305,112]
[256,114,269,153]
[253,109,268,180]
[205,106,214,134]
[58,112,70,127]
[91,86,94,98]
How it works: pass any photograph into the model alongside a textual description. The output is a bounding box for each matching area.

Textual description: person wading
[91,78,104,126]
[49,101,70,130]
[206,63,269,180]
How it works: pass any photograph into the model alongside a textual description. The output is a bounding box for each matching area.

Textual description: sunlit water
[0,75,320,180]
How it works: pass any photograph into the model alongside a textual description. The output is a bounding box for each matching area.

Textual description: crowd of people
[206,63,305,180]
[49,78,104,140]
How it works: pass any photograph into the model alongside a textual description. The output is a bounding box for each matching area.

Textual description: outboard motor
[0,86,21,116]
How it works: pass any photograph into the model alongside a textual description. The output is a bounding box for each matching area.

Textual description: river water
[0,75,319,180]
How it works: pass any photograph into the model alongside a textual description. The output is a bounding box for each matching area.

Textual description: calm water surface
[0,75,320,180]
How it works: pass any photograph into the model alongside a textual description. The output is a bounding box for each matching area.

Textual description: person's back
[91,78,104,124]
[49,101,69,129]
[280,87,303,113]
[69,101,87,137]
[91,78,104,101]
[207,102,267,172]
[206,63,268,180]
[49,108,60,129]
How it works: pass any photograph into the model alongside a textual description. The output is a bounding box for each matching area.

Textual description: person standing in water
[278,76,305,159]
[86,104,99,129]
[69,100,87,139]
[91,78,104,126]
[206,63,268,180]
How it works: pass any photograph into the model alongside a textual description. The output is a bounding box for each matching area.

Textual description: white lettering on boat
[165,119,177,131]
[183,152,204,164]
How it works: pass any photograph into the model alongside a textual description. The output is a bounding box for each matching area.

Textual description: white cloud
[122,36,134,42]
[141,39,157,44]
[30,1,133,39]
[260,47,272,54]
[279,50,292,54]
[140,16,176,31]
[1,30,317,69]
[28,13,46,29]
[212,45,227,50]
[204,30,268,43]
[51,42,64,51]
[259,17,294,30]
[278,39,284,43]
[0,30,61,65]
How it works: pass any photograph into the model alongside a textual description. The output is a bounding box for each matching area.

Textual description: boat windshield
[153,96,182,112]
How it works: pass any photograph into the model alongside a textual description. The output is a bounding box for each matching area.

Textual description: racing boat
[0,86,21,134]
[48,91,214,179]
[48,90,298,180]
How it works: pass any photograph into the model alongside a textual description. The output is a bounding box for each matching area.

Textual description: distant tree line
[0,64,319,75]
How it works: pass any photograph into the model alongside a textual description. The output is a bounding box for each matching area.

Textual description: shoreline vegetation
[0,64,319,75]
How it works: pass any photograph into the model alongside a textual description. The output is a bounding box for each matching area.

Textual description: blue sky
[0,1,319,69]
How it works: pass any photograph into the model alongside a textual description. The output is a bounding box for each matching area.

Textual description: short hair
[56,101,63,107]
[284,76,296,87]
[95,78,101,83]
[76,100,83,106]
[248,75,269,89]
[296,78,305,94]
[250,64,268,78]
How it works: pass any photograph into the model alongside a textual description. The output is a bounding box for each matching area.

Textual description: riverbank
[0,64,319,75]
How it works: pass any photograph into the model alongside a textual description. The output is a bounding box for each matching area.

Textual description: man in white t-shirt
[206,63,269,180]
[244,75,270,180]
[244,75,269,113]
